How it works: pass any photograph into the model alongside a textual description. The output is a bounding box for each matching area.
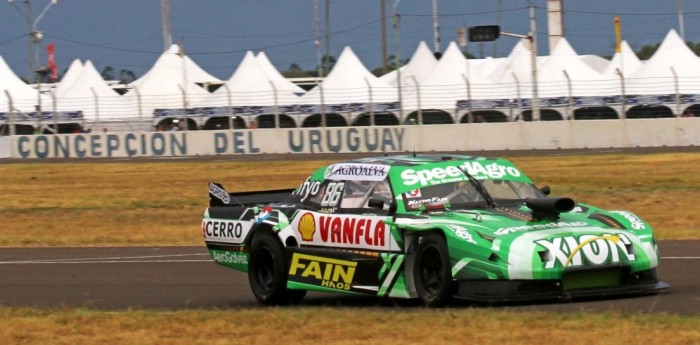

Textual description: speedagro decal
[535,234,636,269]
[324,163,389,181]
[401,161,522,187]
[289,253,357,291]
[495,221,589,236]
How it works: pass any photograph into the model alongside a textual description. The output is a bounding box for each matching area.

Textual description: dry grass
[0,307,698,345]
[0,152,698,247]
[1,153,698,344]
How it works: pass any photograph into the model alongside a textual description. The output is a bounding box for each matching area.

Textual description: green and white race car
[202,155,669,306]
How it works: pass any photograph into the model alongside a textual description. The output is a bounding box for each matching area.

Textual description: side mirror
[540,185,551,196]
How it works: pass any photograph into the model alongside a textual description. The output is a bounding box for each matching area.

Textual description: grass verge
[0,307,698,345]
[0,152,698,246]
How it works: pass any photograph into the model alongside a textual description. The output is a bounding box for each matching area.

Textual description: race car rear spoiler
[208,182,295,207]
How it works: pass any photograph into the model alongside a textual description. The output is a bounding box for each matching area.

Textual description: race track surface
[1,241,698,314]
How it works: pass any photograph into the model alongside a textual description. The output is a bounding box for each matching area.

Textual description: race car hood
[390,202,659,280]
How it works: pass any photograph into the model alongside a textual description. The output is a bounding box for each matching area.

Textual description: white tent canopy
[55,60,125,121]
[386,41,438,87]
[402,41,498,111]
[299,46,397,105]
[199,50,303,108]
[536,37,609,98]
[123,45,212,118]
[602,40,642,78]
[626,29,700,95]
[54,59,84,97]
[0,56,49,113]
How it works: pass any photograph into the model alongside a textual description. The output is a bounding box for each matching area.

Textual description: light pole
[389,0,403,121]
[7,0,59,83]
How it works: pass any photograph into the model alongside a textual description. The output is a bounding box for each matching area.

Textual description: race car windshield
[402,179,543,211]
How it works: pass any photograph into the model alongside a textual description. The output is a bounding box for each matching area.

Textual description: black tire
[413,233,453,307]
[248,231,306,305]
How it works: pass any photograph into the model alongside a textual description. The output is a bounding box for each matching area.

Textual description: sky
[1,0,699,82]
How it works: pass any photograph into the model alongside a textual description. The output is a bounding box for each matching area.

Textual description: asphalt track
[0,241,698,314]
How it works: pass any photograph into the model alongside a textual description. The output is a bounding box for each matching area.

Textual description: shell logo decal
[298,213,316,241]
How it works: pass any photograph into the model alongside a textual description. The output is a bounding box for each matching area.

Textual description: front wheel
[413,233,453,307]
[248,231,306,305]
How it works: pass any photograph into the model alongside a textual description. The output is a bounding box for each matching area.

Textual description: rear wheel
[248,231,306,305]
[413,233,453,307]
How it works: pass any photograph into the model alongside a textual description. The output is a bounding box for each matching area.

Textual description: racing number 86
[321,182,345,207]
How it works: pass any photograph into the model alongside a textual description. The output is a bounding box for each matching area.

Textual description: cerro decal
[610,211,646,230]
[318,215,386,247]
[202,220,244,242]
[293,177,321,202]
[289,253,357,291]
[298,213,316,241]
[535,234,636,269]
[401,162,522,187]
[212,251,248,264]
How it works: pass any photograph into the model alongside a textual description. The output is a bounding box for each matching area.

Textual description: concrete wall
[2,118,698,159]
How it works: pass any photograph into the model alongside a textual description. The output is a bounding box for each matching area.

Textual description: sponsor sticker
[255,206,273,224]
[495,221,588,236]
[610,211,646,230]
[209,183,230,205]
[407,189,422,198]
[202,219,252,244]
[324,163,389,181]
[288,253,357,291]
[535,234,636,269]
[212,251,248,265]
[292,177,321,202]
[294,212,395,251]
[400,161,523,187]
[447,224,477,244]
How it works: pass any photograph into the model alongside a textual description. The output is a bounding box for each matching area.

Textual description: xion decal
[288,253,357,291]
[535,234,636,269]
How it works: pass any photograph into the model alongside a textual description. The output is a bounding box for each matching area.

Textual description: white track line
[0,255,697,265]
[0,253,211,264]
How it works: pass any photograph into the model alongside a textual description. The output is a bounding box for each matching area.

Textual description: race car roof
[347,154,496,167]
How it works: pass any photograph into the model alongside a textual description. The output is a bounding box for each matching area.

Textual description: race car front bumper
[454,268,670,302]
